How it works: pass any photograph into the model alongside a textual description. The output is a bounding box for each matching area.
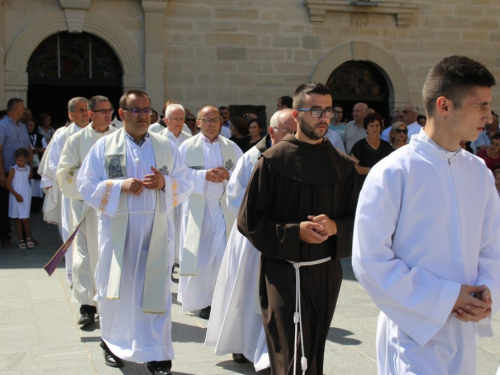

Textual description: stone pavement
[1,212,500,374]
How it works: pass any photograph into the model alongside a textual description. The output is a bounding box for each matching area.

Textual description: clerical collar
[125,131,149,146]
[202,134,219,144]
[90,124,111,134]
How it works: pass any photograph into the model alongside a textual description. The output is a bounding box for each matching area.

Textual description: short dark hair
[333,103,343,109]
[423,56,496,117]
[417,115,426,122]
[492,132,500,141]
[230,116,249,137]
[278,96,293,108]
[293,82,331,109]
[248,118,262,130]
[363,113,383,129]
[119,90,151,109]
[218,106,229,112]
[88,95,110,111]
[14,147,29,158]
[7,98,23,112]
[39,113,51,124]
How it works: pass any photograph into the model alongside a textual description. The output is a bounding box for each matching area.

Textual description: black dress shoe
[199,305,211,320]
[100,341,124,368]
[78,305,96,325]
[147,360,172,375]
[232,353,249,363]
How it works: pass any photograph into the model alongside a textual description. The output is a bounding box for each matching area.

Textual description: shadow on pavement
[327,327,362,346]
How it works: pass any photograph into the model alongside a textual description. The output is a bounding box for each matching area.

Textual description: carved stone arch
[4,10,144,100]
[310,41,410,111]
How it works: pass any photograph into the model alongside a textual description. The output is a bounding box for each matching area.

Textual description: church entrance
[27,32,123,127]
[326,61,390,124]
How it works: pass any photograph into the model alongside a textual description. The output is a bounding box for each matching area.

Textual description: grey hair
[165,103,185,117]
[88,95,110,111]
[68,97,88,112]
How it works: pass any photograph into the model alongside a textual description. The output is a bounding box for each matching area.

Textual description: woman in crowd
[150,109,159,125]
[229,116,250,152]
[38,113,56,144]
[248,118,263,148]
[477,132,500,171]
[26,119,46,209]
[389,121,408,150]
[350,113,393,185]
[185,113,199,135]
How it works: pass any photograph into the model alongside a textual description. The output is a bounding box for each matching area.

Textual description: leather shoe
[232,353,249,363]
[199,305,211,320]
[100,341,124,368]
[78,305,96,326]
[147,360,172,375]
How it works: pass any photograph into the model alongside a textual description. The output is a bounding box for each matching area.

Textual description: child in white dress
[7,148,33,249]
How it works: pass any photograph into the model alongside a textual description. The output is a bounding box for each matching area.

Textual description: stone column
[0,0,7,105]
[142,0,167,114]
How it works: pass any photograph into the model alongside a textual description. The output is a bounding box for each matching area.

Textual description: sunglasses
[394,128,408,134]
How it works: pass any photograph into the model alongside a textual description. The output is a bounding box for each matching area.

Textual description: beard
[299,116,328,141]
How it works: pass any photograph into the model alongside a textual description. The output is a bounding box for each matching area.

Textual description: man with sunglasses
[56,95,116,328]
[77,90,193,375]
[177,106,243,320]
[402,103,421,139]
[238,82,359,375]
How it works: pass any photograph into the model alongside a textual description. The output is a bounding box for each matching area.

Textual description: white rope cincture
[288,257,331,375]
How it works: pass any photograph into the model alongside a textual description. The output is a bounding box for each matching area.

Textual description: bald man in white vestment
[177,105,243,320]
[353,56,500,375]
[41,97,89,285]
[205,109,296,370]
[77,90,193,375]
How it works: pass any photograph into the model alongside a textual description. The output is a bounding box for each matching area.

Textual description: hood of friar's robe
[260,134,355,185]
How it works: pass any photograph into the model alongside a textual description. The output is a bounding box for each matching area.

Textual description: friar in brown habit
[237,82,359,375]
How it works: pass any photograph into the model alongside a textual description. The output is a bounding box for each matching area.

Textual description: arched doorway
[326,61,390,122]
[27,32,123,127]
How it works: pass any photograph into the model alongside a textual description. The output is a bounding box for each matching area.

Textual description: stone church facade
[2,0,500,120]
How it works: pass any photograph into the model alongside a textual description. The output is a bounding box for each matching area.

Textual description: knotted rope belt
[287,256,331,375]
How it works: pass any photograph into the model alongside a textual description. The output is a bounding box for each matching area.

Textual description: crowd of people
[1,55,500,375]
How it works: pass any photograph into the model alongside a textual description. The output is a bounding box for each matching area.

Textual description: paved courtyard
[1,212,500,374]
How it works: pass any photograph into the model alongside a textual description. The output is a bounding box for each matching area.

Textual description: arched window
[326,61,390,122]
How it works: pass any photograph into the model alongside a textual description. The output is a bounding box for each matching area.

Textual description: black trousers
[0,174,12,240]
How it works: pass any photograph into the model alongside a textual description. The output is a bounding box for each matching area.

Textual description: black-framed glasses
[297,108,334,118]
[199,118,221,124]
[122,107,153,116]
[394,128,408,134]
[92,108,114,114]
[272,127,294,134]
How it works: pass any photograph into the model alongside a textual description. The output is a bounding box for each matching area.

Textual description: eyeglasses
[185,118,196,122]
[92,108,114,114]
[297,108,334,118]
[199,118,221,124]
[394,128,408,134]
[402,110,414,115]
[122,107,153,116]
[273,127,294,134]
[168,116,184,121]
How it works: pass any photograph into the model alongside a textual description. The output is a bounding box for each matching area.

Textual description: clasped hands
[205,167,229,183]
[452,284,492,323]
[121,166,165,196]
[299,214,337,244]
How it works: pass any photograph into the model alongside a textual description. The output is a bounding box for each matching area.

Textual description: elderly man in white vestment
[159,104,192,267]
[353,55,500,375]
[41,97,89,285]
[205,109,296,369]
[57,95,116,327]
[77,90,193,375]
[178,105,243,320]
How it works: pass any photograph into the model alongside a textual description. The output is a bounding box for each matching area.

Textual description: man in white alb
[178,105,243,320]
[57,95,116,326]
[353,56,500,374]
[77,90,193,375]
